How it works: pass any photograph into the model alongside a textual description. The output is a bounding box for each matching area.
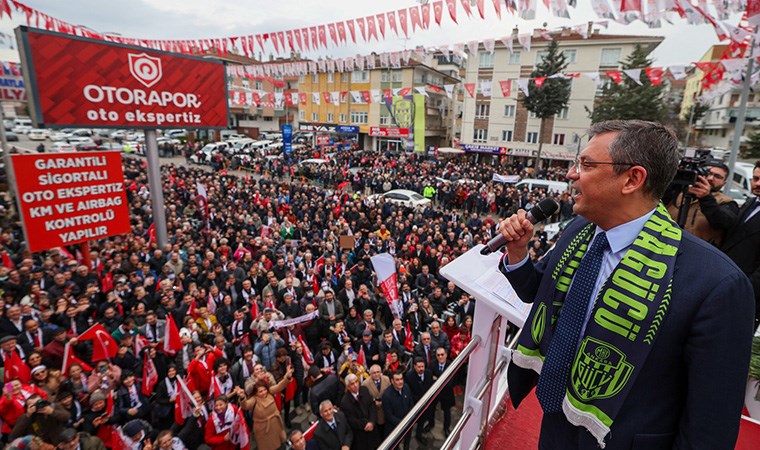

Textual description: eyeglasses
[571,157,638,174]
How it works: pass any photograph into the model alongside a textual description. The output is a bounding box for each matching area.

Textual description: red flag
[620,0,642,12]
[147,223,156,244]
[314,256,325,275]
[163,314,182,355]
[78,323,118,361]
[97,390,117,447]
[476,0,485,19]
[433,1,444,25]
[644,67,664,86]
[298,335,314,365]
[337,181,350,190]
[208,374,223,400]
[264,296,276,310]
[464,83,476,97]
[142,352,158,396]
[188,298,198,319]
[533,77,547,88]
[460,0,472,17]
[231,405,250,448]
[357,345,366,367]
[285,377,298,402]
[175,376,197,425]
[249,300,260,323]
[312,276,320,295]
[62,341,92,376]
[446,0,458,23]
[498,80,512,97]
[404,322,414,351]
[1,251,14,269]
[303,421,319,440]
[4,350,30,383]
[605,71,622,84]
[134,334,149,356]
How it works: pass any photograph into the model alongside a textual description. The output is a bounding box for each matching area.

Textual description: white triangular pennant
[443,84,455,99]
[667,65,686,80]
[483,38,495,54]
[623,69,643,85]
[517,78,530,96]
[517,33,531,52]
[414,86,428,96]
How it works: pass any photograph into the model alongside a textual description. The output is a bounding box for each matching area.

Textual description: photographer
[666,161,738,246]
[9,395,70,445]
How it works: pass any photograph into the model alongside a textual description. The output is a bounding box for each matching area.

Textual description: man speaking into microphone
[497,120,754,450]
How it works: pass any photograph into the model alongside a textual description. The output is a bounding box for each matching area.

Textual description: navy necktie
[536,231,609,414]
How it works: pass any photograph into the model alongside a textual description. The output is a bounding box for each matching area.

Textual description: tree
[522,39,571,169]
[744,130,760,158]
[588,44,666,123]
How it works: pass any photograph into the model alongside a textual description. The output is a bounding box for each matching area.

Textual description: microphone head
[530,199,560,223]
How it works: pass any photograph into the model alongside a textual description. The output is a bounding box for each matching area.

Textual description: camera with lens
[35,399,50,409]
[671,156,711,189]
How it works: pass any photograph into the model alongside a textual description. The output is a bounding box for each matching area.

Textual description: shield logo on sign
[128,52,163,88]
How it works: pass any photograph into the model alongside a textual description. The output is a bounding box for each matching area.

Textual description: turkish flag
[433,1,444,25]
[62,341,92,376]
[499,80,512,97]
[464,83,476,97]
[534,77,547,89]
[78,323,118,362]
[175,376,197,425]
[4,350,30,383]
[404,322,414,351]
[606,71,622,84]
[298,335,314,365]
[446,0,458,23]
[357,345,367,368]
[142,352,158,396]
[163,314,182,355]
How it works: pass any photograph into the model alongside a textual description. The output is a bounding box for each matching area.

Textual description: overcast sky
[0,0,738,66]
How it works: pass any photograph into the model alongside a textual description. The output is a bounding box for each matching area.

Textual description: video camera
[670,149,712,189]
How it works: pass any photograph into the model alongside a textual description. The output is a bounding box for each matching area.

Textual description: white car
[28,129,49,140]
[367,189,431,208]
[165,129,187,138]
[66,136,95,145]
[50,131,68,141]
[110,130,127,140]
[157,137,181,146]
[50,142,74,152]
[11,125,31,134]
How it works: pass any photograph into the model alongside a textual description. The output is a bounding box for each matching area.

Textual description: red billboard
[369,127,410,138]
[10,151,130,253]
[16,27,228,129]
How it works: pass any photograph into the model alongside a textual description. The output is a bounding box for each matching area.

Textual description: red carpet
[484,388,543,450]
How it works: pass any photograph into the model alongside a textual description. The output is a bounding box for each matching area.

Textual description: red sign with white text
[10,152,130,253]
[369,127,410,138]
[17,27,228,129]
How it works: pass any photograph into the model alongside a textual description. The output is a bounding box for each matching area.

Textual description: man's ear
[621,166,647,196]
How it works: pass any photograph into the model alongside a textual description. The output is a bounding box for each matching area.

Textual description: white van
[730,162,756,201]
[515,178,569,194]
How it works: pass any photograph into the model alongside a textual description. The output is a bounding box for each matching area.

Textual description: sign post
[282,124,293,163]
[16,27,228,251]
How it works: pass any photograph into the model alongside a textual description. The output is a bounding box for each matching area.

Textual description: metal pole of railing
[472,317,503,449]
[377,335,482,450]
[440,406,474,450]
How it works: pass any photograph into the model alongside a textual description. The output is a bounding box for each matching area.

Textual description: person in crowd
[666,160,738,246]
[313,399,352,450]
[431,347,455,435]
[405,357,434,445]
[340,373,379,450]
[382,371,413,450]
[497,120,754,449]
[239,365,294,450]
[721,160,760,327]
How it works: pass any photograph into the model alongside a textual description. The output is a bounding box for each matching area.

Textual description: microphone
[480,198,559,255]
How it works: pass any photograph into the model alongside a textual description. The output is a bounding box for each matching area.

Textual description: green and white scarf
[512,204,682,447]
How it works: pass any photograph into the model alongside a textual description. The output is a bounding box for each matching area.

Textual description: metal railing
[377,335,482,450]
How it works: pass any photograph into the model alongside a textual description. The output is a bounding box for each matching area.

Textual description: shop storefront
[370,126,410,153]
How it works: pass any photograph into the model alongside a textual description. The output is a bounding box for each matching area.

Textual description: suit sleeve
[676,271,755,449]
[342,414,354,447]
[498,251,552,304]
[698,195,739,230]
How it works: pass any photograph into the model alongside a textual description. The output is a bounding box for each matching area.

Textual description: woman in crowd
[239,365,294,450]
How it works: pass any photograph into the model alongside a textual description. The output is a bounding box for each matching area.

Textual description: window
[600,48,622,66]
[242,80,250,89]
[327,73,334,83]
[255,81,262,90]
[312,74,318,83]
[562,49,577,64]
[379,114,390,125]
[527,131,538,143]
[311,112,319,121]
[392,71,402,82]
[529,111,538,119]
[274,87,283,94]
[350,111,368,124]
[327,113,334,122]
[299,75,305,83]
[299,111,306,120]
[508,51,521,65]
[475,103,490,118]
[381,72,389,82]
[341,73,348,82]
[339,114,347,123]
[553,133,565,145]
[504,104,516,117]
[536,51,549,64]
[473,128,488,142]
[502,130,513,142]
[479,51,494,68]
[557,107,569,119]
[351,70,369,82]
[263,117,273,122]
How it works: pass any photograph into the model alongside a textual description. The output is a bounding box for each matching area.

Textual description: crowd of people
[0,145,573,450]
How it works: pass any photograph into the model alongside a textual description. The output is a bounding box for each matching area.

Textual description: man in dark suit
[412,332,434,368]
[313,399,353,450]
[404,357,433,445]
[431,348,455,435]
[340,374,379,450]
[382,371,413,450]
[498,121,754,449]
[721,160,760,326]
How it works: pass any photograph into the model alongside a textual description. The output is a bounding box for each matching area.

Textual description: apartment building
[459,26,663,163]
[297,56,460,152]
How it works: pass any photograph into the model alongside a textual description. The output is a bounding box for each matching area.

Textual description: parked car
[165,129,187,138]
[11,125,31,134]
[50,142,74,152]
[28,129,49,141]
[50,131,69,141]
[110,130,127,140]
[5,131,18,141]
[367,189,431,208]
[191,142,228,164]
[156,137,181,146]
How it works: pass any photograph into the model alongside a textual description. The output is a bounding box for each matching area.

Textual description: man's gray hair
[344,373,358,386]
[588,120,679,200]
[319,399,334,411]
